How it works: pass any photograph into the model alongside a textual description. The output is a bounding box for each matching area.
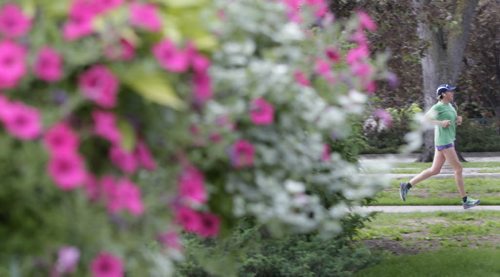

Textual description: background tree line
[329,0,500,159]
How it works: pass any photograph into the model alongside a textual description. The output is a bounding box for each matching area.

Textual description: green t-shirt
[427,102,457,146]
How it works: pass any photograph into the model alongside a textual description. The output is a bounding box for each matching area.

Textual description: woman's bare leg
[441,147,466,198]
[408,149,446,186]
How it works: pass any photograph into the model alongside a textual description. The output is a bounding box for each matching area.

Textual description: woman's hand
[441,120,451,128]
[457,116,463,126]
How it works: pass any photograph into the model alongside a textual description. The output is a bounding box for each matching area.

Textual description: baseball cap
[436,84,457,96]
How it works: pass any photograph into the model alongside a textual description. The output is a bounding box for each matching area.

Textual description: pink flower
[351,62,373,78]
[48,153,87,190]
[109,144,138,174]
[53,246,80,275]
[175,206,202,233]
[95,0,123,14]
[373,109,393,127]
[130,3,162,32]
[250,98,274,125]
[346,45,368,65]
[188,45,211,73]
[350,29,368,45]
[293,70,311,87]
[44,123,79,155]
[63,5,95,41]
[283,0,302,23]
[306,0,329,17]
[321,144,330,162]
[192,71,213,104]
[104,39,135,61]
[2,101,42,140]
[79,65,119,108]
[157,231,183,251]
[34,47,63,82]
[134,140,156,171]
[314,59,334,83]
[0,40,27,89]
[101,175,120,212]
[198,213,220,238]
[178,166,207,205]
[116,178,144,216]
[357,11,377,31]
[153,39,191,73]
[364,80,377,94]
[92,110,122,144]
[90,252,124,277]
[325,47,340,62]
[0,4,31,38]
[229,139,255,168]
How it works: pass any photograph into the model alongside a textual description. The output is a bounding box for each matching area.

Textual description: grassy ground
[355,211,500,276]
[372,178,500,205]
[355,248,500,277]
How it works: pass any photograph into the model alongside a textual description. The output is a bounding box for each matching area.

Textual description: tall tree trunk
[412,0,479,162]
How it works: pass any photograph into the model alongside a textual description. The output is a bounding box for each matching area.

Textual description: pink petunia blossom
[350,29,368,46]
[104,39,135,61]
[373,108,393,128]
[293,70,311,87]
[101,175,121,213]
[346,45,369,65]
[53,246,80,276]
[63,4,95,41]
[0,3,32,38]
[34,47,63,82]
[90,252,124,277]
[178,166,207,205]
[79,65,119,108]
[134,140,157,171]
[44,122,79,155]
[48,153,87,190]
[229,139,255,168]
[306,0,329,17]
[175,206,202,233]
[364,80,377,94]
[109,144,138,174]
[325,47,340,62]
[197,213,220,238]
[116,178,144,216]
[351,62,373,78]
[0,40,27,89]
[282,0,302,23]
[209,133,222,143]
[2,101,42,140]
[157,231,183,251]
[130,3,162,32]
[153,39,191,73]
[357,11,377,31]
[95,0,123,14]
[314,59,334,83]
[250,98,274,125]
[92,110,122,144]
[192,71,213,104]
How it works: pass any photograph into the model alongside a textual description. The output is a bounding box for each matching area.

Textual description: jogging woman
[399,84,480,209]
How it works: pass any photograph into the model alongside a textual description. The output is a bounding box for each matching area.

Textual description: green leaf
[120,67,185,109]
[118,120,136,152]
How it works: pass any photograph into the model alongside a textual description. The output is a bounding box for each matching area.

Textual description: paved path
[362,205,500,213]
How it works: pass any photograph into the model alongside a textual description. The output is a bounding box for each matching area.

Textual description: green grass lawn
[355,248,500,277]
[356,211,500,276]
[372,178,500,205]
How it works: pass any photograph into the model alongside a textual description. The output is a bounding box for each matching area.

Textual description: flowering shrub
[0,0,392,275]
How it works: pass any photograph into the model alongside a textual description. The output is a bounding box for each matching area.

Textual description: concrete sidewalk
[362,205,500,213]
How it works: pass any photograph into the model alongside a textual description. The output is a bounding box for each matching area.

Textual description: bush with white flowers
[0,0,392,275]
